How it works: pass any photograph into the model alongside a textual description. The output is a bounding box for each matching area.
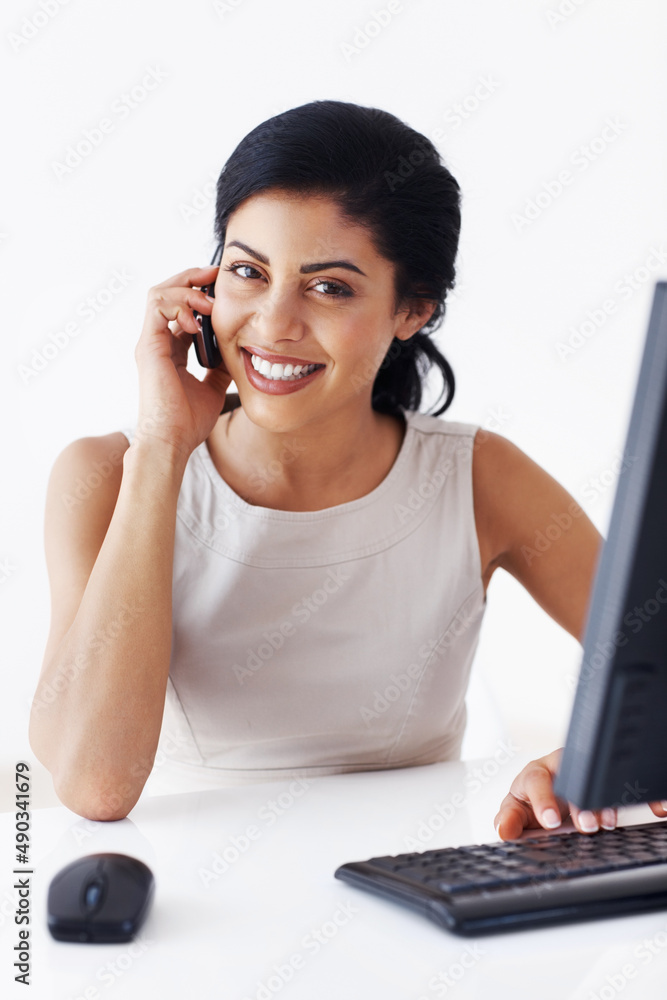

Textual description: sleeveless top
[120,408,487,792]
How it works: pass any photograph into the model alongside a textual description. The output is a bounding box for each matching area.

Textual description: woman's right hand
[133,265,232,460]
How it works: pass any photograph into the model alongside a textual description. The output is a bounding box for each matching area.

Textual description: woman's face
[211,188,431,434]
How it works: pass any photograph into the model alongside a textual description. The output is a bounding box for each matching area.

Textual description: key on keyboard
[334,819,667,935]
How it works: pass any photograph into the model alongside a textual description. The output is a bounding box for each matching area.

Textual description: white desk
[2,755,666,1000]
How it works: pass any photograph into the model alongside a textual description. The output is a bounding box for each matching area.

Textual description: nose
[253,283,307,343]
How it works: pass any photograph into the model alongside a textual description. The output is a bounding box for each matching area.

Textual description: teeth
[249,353,320,381]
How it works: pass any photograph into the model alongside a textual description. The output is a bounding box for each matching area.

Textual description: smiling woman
[209,101,458,425]
[27,99,619,839]
[203,186,448,507]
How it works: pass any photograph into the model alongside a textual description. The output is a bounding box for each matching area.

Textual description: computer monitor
[554,281,667,811]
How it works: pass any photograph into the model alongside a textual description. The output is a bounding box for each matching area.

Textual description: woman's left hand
[494,747,667,841]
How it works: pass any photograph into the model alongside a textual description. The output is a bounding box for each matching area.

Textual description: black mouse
[47,853,154,943]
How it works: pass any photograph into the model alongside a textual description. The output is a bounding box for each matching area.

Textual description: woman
[28,99,628,837]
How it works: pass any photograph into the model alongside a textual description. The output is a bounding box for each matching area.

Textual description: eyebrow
[224,239,367,277]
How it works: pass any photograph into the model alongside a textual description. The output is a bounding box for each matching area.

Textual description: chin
[235,390,311,435]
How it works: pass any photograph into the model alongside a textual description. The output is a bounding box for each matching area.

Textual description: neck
[216,401,405,510]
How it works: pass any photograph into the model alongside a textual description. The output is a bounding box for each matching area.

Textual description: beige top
[120,409,487,793]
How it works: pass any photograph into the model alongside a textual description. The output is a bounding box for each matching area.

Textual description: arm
[29,265,230,821]
[470,431,667,838]
[29,434,187,820]
[472,429,601,643]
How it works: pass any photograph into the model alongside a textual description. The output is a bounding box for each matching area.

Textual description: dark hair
[212,100,461,417]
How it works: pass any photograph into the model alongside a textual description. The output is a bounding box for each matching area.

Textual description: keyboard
[334,819,667,935]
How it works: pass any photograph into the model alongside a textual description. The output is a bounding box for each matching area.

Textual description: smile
[249,353,322,381]
[241,348,326,395]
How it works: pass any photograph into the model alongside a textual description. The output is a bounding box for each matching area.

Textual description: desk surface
[2,755,666,1000]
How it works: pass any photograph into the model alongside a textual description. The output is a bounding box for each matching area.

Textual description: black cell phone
[192,283,222,368]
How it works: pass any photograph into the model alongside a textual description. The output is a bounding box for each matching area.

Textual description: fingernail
[205,295,215,303]
[661,801,667,812]
[578,810,599,833]
[600,808,616,830]
[542,808,561,829]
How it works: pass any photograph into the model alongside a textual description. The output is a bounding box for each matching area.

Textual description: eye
[223,263,353,299]
[224,263,263,281]
[311,279,353,298]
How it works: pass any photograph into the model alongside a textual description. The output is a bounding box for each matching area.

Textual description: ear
[393,297,438,342]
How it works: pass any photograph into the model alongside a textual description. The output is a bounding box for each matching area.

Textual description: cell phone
[192,283,222,368]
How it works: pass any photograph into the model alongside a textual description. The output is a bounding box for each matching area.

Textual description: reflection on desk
[1,755,666,1000]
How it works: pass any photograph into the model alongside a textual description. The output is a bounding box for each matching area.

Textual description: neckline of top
[196,408,418,522]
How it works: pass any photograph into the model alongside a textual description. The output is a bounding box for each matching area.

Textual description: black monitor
[554,281,667,812]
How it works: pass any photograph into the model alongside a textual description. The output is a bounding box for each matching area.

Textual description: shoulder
[471,429,581,526]
[54,431,131,465]
[43,433,131,591]
[50,431,130,483]
[471,428,534,492]
[471,430,558,567]
[402,413,525,488]
[46,432,130,522]
[470,431,602,632]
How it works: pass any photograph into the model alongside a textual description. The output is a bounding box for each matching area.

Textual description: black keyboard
[334,820,667,935]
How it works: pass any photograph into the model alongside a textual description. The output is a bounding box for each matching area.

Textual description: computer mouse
[47,852,154,943]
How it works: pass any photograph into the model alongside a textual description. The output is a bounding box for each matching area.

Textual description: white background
[1,0,666,810]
